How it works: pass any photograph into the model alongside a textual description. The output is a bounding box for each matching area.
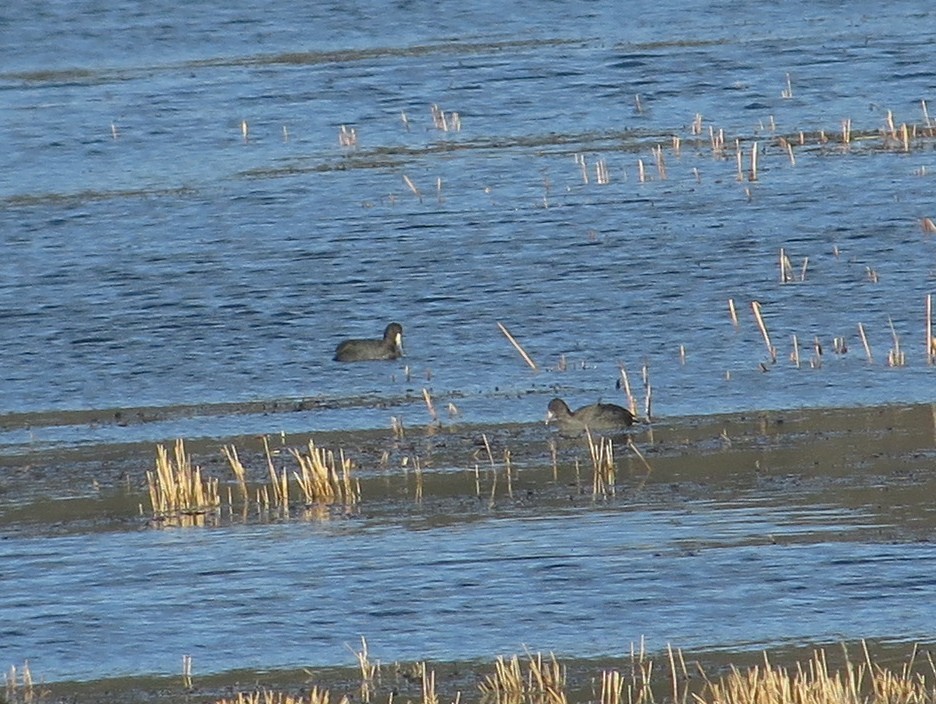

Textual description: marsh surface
[2,0,936,695]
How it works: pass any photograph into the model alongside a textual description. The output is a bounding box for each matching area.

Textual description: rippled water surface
[2,0,936,688]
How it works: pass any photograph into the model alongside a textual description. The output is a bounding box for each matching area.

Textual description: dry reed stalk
[785,138,795,165]
[886,110,897,141]
[391,415,405,439]
[419,662,439,704]
[414,455,423,503]
[481,433,496,468]
[791,334,801,368]
[503,449,514,499]
[866,266,879,283]
[642,361,653,422]
[749,142,758,181]
[921,218,936,233]
[779,248,794,283]
[282,125,289,142]
[923,100,932,128]
[901,123,910,152]
[241,120,249,143]
[709,127,725,154]
[182,655,193,690]
[401,110,410,131]
[888,317,905,367]
[692,113,703,135]
[653,145,667,180]
[858,322,873,363]
[800,257,809,281]
[352,637,377,703]
[679,344,686,365]
[338,125,357,147]
[422,388,438,423]
[628,439,655,491]
[618,365,638,416]
[576,154,589,184]
[810,336,823,368]
[111,122,119,140]
[496,321,538,370]
[596,158,610,184]
[402,174,421,199]
[751,301,777,363]
[637,158,646,183]
[431,104,447,131]
[549,439,559,481]
[842,118,851,145]
[728,298,739,328]
[672,135,681,155]
[586,430,615,499]
[735,146,743,181]
[635,94,643,114]
[601,670,624,704]
[781,73,793,98]
[222,445,250,502]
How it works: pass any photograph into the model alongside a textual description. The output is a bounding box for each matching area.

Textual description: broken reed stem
[619,365,638,416]
[791,334,800,368]
[497,321,538,370]
[223,445,250,502]
[749,141,758,181]
[751,301,776,363]
[422,388,438,422]
[728,298,739,328]
[888,316,905,367]
[858,322,873,363]
[402,174,421,199]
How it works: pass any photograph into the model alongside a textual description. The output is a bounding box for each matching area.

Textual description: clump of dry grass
[5,661,39,704]
[480,652,566,704]
[212,643,936,704]
[694,644,936,704]
[586,431,615,499]
[216,687,349,704]
[291,440,358,507]
[146,439,220,520]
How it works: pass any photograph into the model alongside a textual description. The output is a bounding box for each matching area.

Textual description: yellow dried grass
[146,439,220,517]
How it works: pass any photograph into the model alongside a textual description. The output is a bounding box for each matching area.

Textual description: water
[1,0,936,686]
[4,502,934,682]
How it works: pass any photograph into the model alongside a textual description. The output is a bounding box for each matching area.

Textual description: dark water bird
[546,397,636,432]
[334,322,404,362]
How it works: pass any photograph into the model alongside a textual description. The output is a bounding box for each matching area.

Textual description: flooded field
[3,403,936,700]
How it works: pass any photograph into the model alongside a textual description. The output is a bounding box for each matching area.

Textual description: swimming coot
[546,397,636,432]
[334,322,404,362]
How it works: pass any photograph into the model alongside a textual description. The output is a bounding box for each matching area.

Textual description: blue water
[3,503,931,682]
[2,0,936,686]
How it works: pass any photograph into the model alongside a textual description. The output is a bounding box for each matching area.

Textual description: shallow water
[1,0,936,689]
[3,504,933,682]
